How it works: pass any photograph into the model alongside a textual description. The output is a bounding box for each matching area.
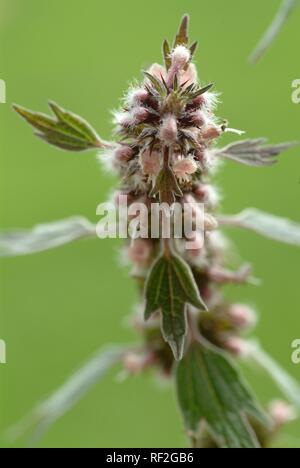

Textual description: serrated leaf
[163,39,172,71]
[13,102,104,152]
[0,217,96,257]
[216,139,297,167]
[219,208,300,246]
[173,15,189,48]
[176,342,269,448]
[145,253,207,360]
[150,166,183,203]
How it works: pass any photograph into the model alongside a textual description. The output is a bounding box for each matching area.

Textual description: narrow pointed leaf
[143,71,166,97]
[176,342,269,448]
[189,41,198,58]
[163,39,172,71]
[145,253,207,360]
[14,102,105,152]
[190,83,214,99]
[216,139,297,167]
[219,208,300,246]
[173,15,189,48]
[0,217,96,257]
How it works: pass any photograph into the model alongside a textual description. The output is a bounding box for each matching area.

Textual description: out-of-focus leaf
[13,102,106,151]
[0,217,96,257]
[249,0,298,64]
[176,342,269,448]
[219,209,300,246]
[6,346,128,444]
[215,139,297,167]
[245,340,300,410]
[173,14,189,48]
[145,253,207,360]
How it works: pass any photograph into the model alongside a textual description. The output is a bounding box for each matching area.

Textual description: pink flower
[159,114,178,145]
[114,145,134,163]
[227,304,257,330]
[173,156,198,181]
[269,401,296,428]
[127,239,152,266]
[140,149,161,176]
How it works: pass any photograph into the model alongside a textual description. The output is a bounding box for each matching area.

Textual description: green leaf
[145,253,207,360]
[173,15,189,48]
[176,342,269,448]
[150,166,183,203]
[13,102,104,152]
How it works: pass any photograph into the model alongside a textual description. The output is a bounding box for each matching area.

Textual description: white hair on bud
[171,45,191,69]
[126,87,148,107]
[97,147,117,173]
[203,91,220,111]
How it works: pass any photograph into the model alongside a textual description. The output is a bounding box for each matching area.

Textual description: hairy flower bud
[127,239,152,267]
[127,88,149,106]
[173,156,198,181]
[140,149,161,176]
[269,401,296,428]
[159,114,178,145]
[227,304,257,330]
[189,110,207,127]
[114,144,134,163]
[202,125,222,140]
[171,45,191,70]
[222,336,250,357]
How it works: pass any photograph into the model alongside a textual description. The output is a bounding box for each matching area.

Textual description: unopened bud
[173,157,198,180]
[201,125,222,140]
[190,110,206,127]
[171,45,191,70]
[269,400,296,428]
[140,149,161,176]
[227,304,257,330]
[132,106,149,123]
[128,239,152,266]
[159,114,178,145]
[223,336,250,357]
[204,213,218,231]
[114,145,134,162]
[128,88,149,105]
[123,352,154,375]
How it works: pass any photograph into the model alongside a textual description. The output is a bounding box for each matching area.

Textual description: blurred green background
[1,0,300,448]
